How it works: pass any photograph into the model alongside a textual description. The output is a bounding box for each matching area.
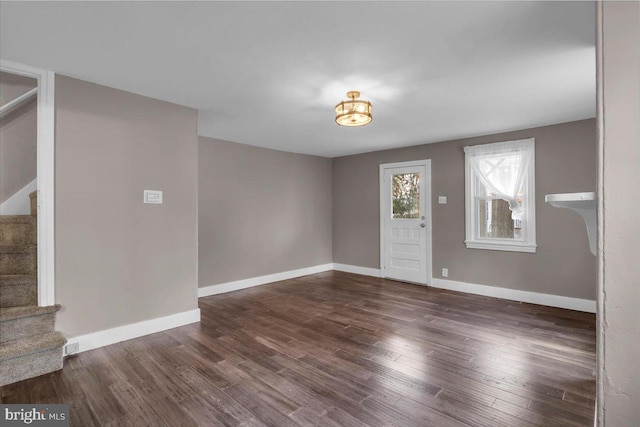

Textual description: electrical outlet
[438,196,447,204]
[442,268,449,278]
[65,342,80,356]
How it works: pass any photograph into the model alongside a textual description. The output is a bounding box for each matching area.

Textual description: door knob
[420,223,426,228]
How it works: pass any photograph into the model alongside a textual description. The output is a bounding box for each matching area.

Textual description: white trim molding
[332,263,382,278]
[198,263,334,297]
[431,278,596,313]
[0,59,56,307]
[0,179,37,215]
[64,308,201,355]
[464,241,537,253]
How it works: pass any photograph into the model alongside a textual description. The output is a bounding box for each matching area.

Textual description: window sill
[465,241,537,253]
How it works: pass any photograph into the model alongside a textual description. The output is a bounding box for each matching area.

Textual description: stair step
[0,246,37,275]
[0,275,37,307]
[0,304,60,321]
[0,250,37,275]
[0,245,37,254]
[0,274,36,286]
[0,331,65,361]
[0,216,35,224]
[0,217,36,246]
[0,305,61,344]
[0,331,66,386]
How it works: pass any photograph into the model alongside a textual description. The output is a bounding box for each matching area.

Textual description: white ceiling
[0,1,595,157]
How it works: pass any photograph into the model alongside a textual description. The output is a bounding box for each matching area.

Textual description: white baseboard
[198,262,595,313]
[198,263,334,297]
[0,178,36,215]
[332,263,382,278]
[64,308,201,355]
[331,263,595,313]
[431,278,596,313]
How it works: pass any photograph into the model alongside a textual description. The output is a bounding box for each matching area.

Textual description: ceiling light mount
[335,91,372,127]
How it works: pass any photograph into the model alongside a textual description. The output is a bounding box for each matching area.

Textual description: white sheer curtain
[464,139,534,220]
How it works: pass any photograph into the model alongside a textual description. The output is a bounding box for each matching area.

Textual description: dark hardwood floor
[1,271,596,426]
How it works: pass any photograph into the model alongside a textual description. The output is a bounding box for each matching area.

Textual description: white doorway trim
[1,59,56,306]
[379,159,433,286]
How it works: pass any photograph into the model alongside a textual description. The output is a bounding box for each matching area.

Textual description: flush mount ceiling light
[335,91,372,127]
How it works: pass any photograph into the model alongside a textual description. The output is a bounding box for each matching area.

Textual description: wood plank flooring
[1,271,596,426]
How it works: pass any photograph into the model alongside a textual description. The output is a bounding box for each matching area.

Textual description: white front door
[380,161,431,285]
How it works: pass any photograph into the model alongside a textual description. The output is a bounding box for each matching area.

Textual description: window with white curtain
[464,138,536,252]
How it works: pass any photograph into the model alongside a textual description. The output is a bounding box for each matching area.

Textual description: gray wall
[55,75,199,338]
[0,71,36,105]
[598,2,640,425]
[333,119,596,300]
[199,137,332,288]
[0,72,36,204]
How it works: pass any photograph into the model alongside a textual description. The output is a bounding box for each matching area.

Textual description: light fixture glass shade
[335,91,372,127]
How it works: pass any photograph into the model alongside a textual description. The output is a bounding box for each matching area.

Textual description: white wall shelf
[545,192,596,255]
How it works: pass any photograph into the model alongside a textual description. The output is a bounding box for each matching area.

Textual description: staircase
[0,191,65,386]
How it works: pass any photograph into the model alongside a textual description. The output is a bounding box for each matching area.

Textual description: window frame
[464,138,537,253]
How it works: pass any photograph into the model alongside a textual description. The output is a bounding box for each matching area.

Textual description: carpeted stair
[0,191,66,386]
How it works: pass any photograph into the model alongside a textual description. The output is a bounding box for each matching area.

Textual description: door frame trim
[379,159,433,285]
[1,59,56,306]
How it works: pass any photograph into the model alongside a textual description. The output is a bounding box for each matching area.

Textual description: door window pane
[392,173,420,219]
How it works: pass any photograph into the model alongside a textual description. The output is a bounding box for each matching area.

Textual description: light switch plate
[144,190,163,204]
[438,196,447,204]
